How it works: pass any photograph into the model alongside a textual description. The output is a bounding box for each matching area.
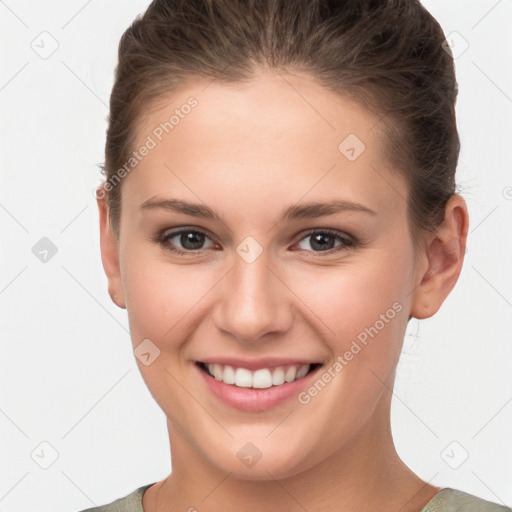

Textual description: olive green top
[77,484,511,512]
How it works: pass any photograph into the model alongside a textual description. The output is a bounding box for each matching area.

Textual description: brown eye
[160,229,216,255]
[295,229,355,253]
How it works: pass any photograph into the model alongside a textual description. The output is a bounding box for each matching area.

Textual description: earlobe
[97,191,126,309]
[410,194,469,320]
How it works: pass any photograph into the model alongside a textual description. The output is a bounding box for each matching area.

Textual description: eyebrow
[139,196,377,222]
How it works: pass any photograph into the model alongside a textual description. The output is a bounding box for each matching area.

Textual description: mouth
[195,361,323,389]
[194,358,325,412]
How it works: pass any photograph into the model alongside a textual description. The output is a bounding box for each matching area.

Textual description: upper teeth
[206,363,310,388]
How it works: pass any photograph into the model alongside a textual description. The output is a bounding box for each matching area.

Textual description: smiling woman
[77,1,509,511]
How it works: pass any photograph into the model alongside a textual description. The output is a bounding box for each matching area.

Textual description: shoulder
[75,484,153,512]
[421,488,512,512]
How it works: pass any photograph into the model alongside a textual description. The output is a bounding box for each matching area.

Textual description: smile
[197,361,321,388]
[194,359,323,412]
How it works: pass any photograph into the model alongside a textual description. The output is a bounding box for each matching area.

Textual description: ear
[97,188,126,309]
[410,194,469,320]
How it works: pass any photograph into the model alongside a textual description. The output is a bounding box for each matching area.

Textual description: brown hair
[101,0,460,247]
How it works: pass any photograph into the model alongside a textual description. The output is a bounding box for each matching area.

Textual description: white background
[1,1,511,510]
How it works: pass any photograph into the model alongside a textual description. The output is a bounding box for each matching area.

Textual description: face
[106,70,429,479]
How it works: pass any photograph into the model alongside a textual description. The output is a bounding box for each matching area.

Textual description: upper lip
[196,357,322,371]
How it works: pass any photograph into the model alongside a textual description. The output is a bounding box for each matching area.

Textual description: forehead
[124,71,408,221]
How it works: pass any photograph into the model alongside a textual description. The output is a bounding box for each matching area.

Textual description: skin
[97,70,469,512]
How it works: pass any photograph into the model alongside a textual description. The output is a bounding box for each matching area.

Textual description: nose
[212,249,293,344]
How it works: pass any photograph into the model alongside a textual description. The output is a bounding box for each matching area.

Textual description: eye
[154,227,356,256]
[294,228,355,254]
[158,228,217,255]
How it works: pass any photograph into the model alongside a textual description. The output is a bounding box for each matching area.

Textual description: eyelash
[154,227,356,257]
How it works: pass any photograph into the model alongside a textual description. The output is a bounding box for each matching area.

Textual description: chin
[203,439,318,481]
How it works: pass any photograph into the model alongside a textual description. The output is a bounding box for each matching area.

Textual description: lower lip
[195,363,322,412]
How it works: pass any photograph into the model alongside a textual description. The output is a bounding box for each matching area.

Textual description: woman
[81,0,510,510]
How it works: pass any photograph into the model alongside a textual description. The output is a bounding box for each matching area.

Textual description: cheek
[288,250,413,360]
[286,253,412,426]
[300,258,410,333]
[119,248,218,412]
[120,242,219,350]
